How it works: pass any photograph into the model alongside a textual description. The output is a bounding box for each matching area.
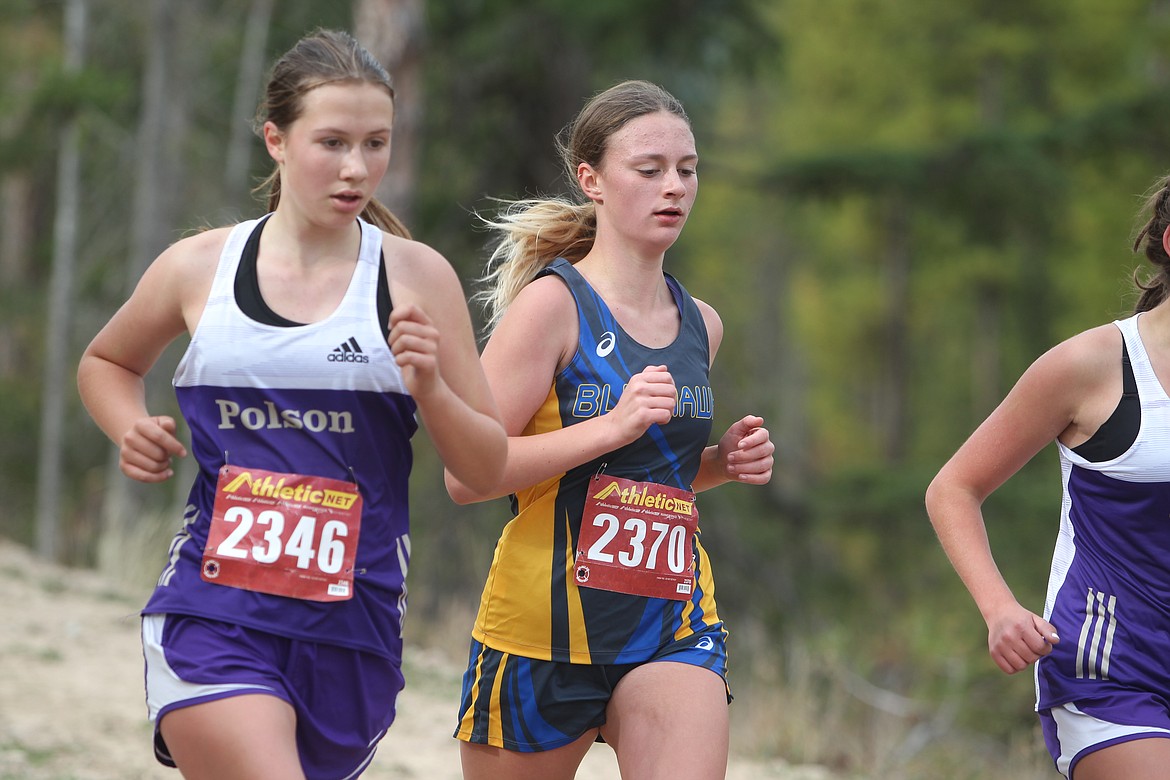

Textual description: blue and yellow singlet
[471,258,724,665]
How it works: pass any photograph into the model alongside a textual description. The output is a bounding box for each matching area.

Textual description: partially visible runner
[446,80,775,780]
[926,173,1170,779]
[76,28,505,780]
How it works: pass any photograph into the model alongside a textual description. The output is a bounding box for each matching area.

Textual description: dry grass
[725,621,1059,779]
[25,524,1061,780]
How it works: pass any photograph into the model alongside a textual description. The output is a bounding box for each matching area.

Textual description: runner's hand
[120,415,186,483]
[389,304,441,399]
[608,365,677,444]
[716,415,773,484]
[986,602,1060,674]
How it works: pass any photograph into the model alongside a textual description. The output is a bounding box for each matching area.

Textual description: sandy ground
[0,538,832,780]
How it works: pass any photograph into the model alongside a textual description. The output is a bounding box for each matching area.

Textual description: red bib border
[201,465,362,602]
[575,475,697,601]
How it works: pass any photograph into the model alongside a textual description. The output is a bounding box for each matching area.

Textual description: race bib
[201,465,362,602]
[574,475,697,601]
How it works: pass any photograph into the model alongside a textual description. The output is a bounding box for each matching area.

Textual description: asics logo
[695,636,715,651]
[596,331,616,358]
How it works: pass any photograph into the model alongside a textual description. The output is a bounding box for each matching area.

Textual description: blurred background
[6,0,1170,777]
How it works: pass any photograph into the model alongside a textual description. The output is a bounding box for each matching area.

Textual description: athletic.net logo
[328,337,369,363]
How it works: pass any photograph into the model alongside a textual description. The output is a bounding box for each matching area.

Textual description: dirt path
[0,539,830,779]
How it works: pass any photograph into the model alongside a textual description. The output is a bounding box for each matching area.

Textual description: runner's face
[583,111,698,255]
[264,82,395,226]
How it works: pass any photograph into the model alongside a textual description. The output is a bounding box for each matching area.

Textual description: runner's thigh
[601,661,729,780]
[161,693,304,780]
[1074,736,1170,780]
[459,731,597,780]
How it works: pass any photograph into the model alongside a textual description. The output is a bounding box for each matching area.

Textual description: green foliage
[414,0,777,276]
[10,1,1170,774]
[0,67,133,171]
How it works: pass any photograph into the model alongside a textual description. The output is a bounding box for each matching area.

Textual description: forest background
[5,0,1170,777]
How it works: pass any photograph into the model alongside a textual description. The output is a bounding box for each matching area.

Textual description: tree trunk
[1148,0,1170,85]
[0,175,33,378]
[353,0,425,226]
[97,0,197,577]
[878,196,911,463]
[35,0,87,562]
[972,284,1003,417]
[223,0,275,208]
[970,54,1007,417]
[0,176,32,290]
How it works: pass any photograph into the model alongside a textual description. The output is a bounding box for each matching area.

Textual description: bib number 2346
[575,475,697,601]
[201,465,362,602]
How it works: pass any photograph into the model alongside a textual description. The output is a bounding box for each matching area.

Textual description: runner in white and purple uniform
[1037,312,1170,775]
[142,214,417,776]
[77,29,504,780]
[928,173,1170,778]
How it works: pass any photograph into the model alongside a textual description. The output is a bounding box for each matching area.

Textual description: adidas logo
[327,337,369,363]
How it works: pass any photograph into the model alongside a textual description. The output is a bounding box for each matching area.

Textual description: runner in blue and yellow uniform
[447,80,775,780]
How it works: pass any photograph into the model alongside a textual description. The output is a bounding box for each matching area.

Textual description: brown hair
[476,80,690,331]
[1133,175,1170,313]
[255,28,410,238]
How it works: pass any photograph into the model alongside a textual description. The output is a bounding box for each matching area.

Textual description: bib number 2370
[201,465,362,602]
[575,475,697,601]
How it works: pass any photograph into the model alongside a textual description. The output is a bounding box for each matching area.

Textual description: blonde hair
[474,199,596,330]
[476,80,689,332]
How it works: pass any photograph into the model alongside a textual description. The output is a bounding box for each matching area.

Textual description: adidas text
[327,352,369,363]
[329,337,368,363]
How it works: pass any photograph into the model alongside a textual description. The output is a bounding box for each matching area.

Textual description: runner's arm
[386,239,507,496]
[444,277,678,504]
[77,231,221,481]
